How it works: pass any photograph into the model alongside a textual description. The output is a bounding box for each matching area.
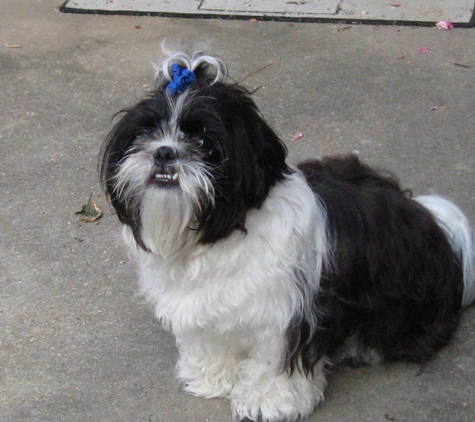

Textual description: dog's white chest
[137,245,294,336]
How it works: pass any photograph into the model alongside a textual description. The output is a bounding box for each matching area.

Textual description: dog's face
[100,54,291,253]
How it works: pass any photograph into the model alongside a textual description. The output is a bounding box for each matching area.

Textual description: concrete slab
[1,1,475,422]
[60,0,475,26]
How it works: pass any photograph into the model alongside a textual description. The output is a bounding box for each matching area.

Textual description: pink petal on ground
[291,133,303,141]
[436,20,454,30]
[418,47,432,53]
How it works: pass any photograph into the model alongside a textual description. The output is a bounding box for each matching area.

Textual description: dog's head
[100,51,292,254]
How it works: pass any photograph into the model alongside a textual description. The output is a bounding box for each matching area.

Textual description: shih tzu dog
[100,50,475,422]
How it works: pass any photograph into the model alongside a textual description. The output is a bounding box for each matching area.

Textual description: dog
[99,50,475,422]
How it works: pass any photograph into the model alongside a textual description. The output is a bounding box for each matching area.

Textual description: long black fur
[286,156,464,374]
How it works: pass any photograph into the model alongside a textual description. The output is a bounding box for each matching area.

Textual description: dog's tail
[416,195,475,307]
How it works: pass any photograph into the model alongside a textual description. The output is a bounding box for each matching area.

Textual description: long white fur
[154,49,228,86]
[416,195,475,306]
[123,170,330,421]
[114,139,213,214]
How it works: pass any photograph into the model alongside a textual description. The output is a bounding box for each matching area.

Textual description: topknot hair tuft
[153,48,228,89]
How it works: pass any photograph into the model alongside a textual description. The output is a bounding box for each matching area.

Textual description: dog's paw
[230,360,327,422]
[231,398,303,422]
[231,387,320,422]
[180,373,235,399]
[177,355,237,398]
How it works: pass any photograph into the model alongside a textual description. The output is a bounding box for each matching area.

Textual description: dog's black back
[286,155,464,373]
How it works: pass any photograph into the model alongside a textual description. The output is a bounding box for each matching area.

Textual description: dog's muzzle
[151,146,179,187]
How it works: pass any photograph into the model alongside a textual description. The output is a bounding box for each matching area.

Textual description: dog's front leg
[175,335,240,399]
[230,335,327,422]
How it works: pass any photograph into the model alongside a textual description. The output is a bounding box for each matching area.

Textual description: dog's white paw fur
[230,359,327,422]
[175,333,327,421]
[176,340,239,398]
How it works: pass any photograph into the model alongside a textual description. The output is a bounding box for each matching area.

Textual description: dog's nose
[154,146,177,164]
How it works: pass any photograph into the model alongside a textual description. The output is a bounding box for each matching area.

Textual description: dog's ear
[194,83,293,244]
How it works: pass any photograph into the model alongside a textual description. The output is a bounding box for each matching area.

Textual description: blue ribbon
[166,63,196,94]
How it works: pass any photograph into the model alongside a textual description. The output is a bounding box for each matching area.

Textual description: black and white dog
[100,50,475,422]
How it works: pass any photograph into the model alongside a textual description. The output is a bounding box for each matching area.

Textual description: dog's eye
[197,138,212,152]
[195,137,220,159]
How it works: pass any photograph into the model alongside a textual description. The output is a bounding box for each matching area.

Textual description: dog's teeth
[155,173,178,181]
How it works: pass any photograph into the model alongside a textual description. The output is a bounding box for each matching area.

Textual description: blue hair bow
[166,63,196,94]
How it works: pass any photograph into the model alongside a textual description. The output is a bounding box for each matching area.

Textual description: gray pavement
[1,1,475,421]
[60,0,475,25]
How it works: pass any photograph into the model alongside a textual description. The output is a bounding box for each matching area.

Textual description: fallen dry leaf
[76,196,102,223]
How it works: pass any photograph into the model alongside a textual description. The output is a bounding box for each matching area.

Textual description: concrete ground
[60,0,475,25]
[1,1,475,421]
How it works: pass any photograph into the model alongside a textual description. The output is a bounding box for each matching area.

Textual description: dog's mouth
[150,167,179,187]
